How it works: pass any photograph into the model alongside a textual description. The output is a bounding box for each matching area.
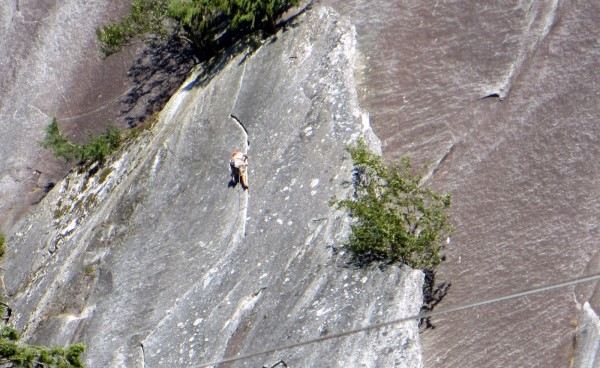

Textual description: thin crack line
[230,114,250,147]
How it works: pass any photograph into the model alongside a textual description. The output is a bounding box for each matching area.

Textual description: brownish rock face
[0,0,195,230]
[322,0,600,367]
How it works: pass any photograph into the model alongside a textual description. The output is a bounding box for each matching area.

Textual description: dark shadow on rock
[182,29,268,91]
[331,245,393,271]
[419,268,451,330]
[331,245,451,328]
[278,0,314,33]
[43,182,55,193]
[120,35,200,128]
[182,3,313,91]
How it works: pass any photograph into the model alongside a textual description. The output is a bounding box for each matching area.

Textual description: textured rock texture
[0,0,123,228]
[2,8,423,367]
[0,0,194,230]
[574,303,600,368]
[321,1,600,366]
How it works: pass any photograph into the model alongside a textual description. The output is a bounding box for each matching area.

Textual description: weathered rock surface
[321,1,600,366]
[2,8,423,367]
[0,0,194,230]
[574,303,600,368]
[0,0,121,228]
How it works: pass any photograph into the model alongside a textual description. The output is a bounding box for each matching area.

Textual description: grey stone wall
[1,8,423,367]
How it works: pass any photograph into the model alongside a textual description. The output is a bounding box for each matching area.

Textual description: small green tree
[81,125,121,164]
[0,339,86,367]
[97,0,301,57]
[0,233,4,261]
[222,0,301,32]
[167,0,221,49]
[0,298,86,367]
[39,118,121,165]
[96,0,169,56]
[333,139,452,269]
[39,117,82,163]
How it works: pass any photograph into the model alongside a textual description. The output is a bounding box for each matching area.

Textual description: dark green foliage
[39,117,82,163]
[65,343,87,367]
[0,325,19,341]
[0,321,86,367]
[96,0,169,56]
[0,233,4,261]
[81,125,121,164]
[39,118,121,165]
[0,342,87,367]
[333,139,453,269]
[221,0,301,31]
[97,0,302,56]
[167,0,221,49]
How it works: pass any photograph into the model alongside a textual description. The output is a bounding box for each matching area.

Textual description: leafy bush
[0,340,86,368]
[80,125,121,164]
[39,117,121,165]
[0,233,4,261]
[0,309,85,367]
[221,0,300,32]
[97,0,301,57]
[0,325,19,341]
[96,0,169,56]
[168,0,220,48]
[333,139,452,269]
[38,117,81,163]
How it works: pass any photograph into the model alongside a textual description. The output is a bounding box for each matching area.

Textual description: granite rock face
[574,303,600,368]
[0,0,120,229]
[0,0,192,230]
[2,8,423,367]
[320,1,600,366]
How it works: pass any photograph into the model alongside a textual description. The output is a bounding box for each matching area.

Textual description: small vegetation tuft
[0,298,86,367]
[0,339,86,368]
[332,139,453,269]
[39,117,121,165]
[96,0,170,56]
[0,233,4,261]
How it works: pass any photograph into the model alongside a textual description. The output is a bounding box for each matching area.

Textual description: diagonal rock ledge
[1,7,423,367]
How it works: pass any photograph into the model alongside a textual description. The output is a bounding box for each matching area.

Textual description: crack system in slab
[230,114,250,147]
[480,0,559,100]
[229,114,250,237]
[139,342,146,368]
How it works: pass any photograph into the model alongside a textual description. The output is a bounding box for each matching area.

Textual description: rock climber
[230,150,249,189]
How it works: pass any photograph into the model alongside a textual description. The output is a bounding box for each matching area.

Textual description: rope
[195,272,600,367]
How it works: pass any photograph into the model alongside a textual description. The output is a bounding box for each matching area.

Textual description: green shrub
[0,324,85,368]
[0,233,4,261]
[39,117,121,165]
[333,139,453,269]
[223,0,301,32]
[39,117,82,163]
[0,325,19,341]
[97,0,301,57]
[97,0,169,56]
[81,125,121,164]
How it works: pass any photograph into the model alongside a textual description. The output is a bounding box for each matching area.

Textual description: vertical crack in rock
[421,140,456,185]
[139,342,145,368]
[230,60,248,120]
[229,113,250,237]
[482,0,560,100]
[230,114,250,147]
[4,7,424,367]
